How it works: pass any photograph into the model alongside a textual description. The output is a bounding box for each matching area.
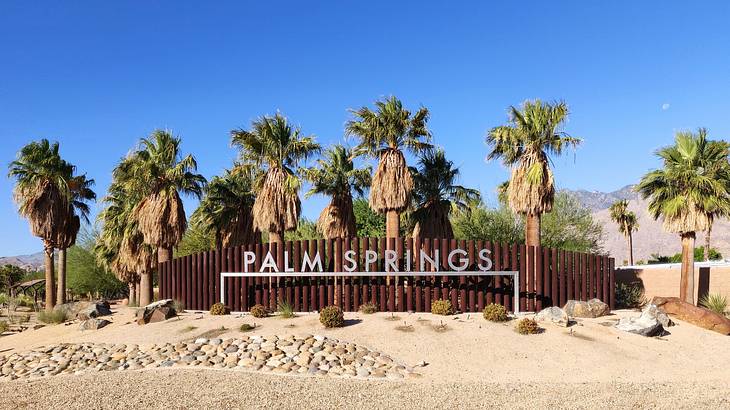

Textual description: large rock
[642,304,673,328]
[615,308,664,337]
[563,299,610,318]
[651,296,730,335]
[77,301,112,320]
[136,299,177,325]
[535,307,570,327]
[79,318,111,331]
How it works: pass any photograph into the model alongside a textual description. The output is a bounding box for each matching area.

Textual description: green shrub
[0,293,8,305]
[700,293,728,316]
[240,323,256,332]
[0,321,8,333]
[209,303,230,316]
[319,305,344,328]
[276,300,295,318]
[15,295,34,308]
[250,304,268,318]
[483,303,509,322]
[172,299,186,313]
[515,318,541,335]
[430,299,453,316]
[359,302,377,314]
[38,309,68,324]
[615,282,645,309]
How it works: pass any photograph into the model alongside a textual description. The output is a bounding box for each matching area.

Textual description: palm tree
[301,144,371,238]
[486,99,581,247]
[8,139,74,311]
[346,96,432,238]
[609,199,638,265]
[637,129,730,304]
[231,113,320,243]
[191,168,259,249]
[55,174,96,304]
[410,149,481,239]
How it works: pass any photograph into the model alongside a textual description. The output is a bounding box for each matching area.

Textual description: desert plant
[276,300,295,318]
[172,299,186,313]
[609,199,638,265]
[515,318,541,335]
[0,320,8,334]
[319,305,344,328]
[209,302,230,316]
[615,282,645,309]
[700,293,728,315]
[359,302,378,314]
[240,323,256,332]
[430,299,453,316]
[483,303,509,322]
[250,304,268,318]
[37,309,68,324]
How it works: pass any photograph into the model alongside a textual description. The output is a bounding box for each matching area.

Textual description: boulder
[79,318,111,331]
[643,304,673,328]
[651,296,730,335]
[563,299,610,318]
[136,300,177,325]
[535,307,570,327]
[77,301,112,320]
[615,305,665,337]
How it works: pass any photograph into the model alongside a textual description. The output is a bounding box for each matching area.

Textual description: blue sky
[2,1,729,256]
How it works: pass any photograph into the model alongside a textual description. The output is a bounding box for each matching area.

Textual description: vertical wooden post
[609,258,616,309]
[535,246,543,311]
[476,240,485,311]
[467,240,476,312]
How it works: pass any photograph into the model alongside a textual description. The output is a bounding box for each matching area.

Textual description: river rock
[79,319,111,331]
[564,299,610,318]
[535,306,570,327]
[651,296,730,335]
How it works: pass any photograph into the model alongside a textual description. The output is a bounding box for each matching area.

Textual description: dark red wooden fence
[158,238,615,313]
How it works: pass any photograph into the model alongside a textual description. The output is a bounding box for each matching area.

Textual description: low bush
[319,305,344,328]
[430,299,453,316]
[38,309,68,324]
[172,299,186,313]
[359,302,377,314]
[483,303,509,322]
[615,282,645,309]
[240,323,256,332]
[700,293,728,316]
[209,303,230,316]
[0,320,8,333]
[276,300,295,318]
[515,318,541,335]
[250,304,268,318]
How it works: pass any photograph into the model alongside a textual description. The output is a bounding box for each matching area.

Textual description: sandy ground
[1,305,729,409]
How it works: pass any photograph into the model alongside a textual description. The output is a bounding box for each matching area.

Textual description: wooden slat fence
[158,237,615,312]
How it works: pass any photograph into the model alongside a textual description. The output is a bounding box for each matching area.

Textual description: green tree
[67,229,125,299]
[231,113,320,244]
[175,223,216,257]
[285,218,323,241]
[486,100,581,247]
[346,96,432,238]
[637,129,730,304]
[609,199,638,265]
[353,198,386,237]
[0,265,26,293]
[451,202,524,244]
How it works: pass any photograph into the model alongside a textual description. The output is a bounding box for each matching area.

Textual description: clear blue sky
[2,1,729,256]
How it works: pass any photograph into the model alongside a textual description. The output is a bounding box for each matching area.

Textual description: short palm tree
[231,113,320,243]
[192,168,259,248]
[410,149,481,239]
[301,144,371,238]
[55,174,96,304]
[486,99,581,247]
[346,96,432,238]
[637,129,730,304]
[8,139,74,311]
[609,199,638,265]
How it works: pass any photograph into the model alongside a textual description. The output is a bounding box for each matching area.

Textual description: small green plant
[172,299,186,313]
[240,323,256,332]
[38,309,68,324]
[395,321,414,332]
[319,305,344,328]
[250,304,268,318]
[209,303,230,316]
[700,293,728,315]
[276,300,295,318]
[615,282,645,309]
[515,318,541,335]
[483,303,509,322]
[0,293,8,305]
[359,302,377,314]
[0,320,8,334]
[430,299,453,316]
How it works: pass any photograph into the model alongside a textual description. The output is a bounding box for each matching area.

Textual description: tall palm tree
[191,168,259,249]
[410,149,481,239]
[231,113,320,243]
[8,139,74,311]
[301,144,371,238]
[486,99,581,247]
[55,174,96,304]
[637,129,730,304]
[609,199,638,266]
[346,96,432,238]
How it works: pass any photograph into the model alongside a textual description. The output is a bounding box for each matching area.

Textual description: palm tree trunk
[525,212,541,247]
[627,233,634,266]
[269,230,284,244]
[704,225,712,261]
[679,232,696,305]
[386,211,399,238]
[140,270,153,307]
[56,248,67,304]
[43,242,56,312]
[128,282,137,306]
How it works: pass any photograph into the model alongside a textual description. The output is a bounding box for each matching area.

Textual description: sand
[1,306,729,409]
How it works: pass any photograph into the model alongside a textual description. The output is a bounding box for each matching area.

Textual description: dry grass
[135,191,186,249]
[369,150,412,213]
[412,202,453,239]
[317,196,356,239]
[508,153,554,215]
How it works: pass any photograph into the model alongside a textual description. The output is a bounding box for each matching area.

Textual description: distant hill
[0,251,45,272]
[563,185,637,212]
